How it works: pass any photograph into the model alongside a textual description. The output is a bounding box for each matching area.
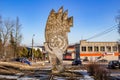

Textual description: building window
[82,46,86,52]
[106,46,111,52]
[88,46,92,52]
[100,46,105,51]
[94,46,99,52]
[113,46,117,51]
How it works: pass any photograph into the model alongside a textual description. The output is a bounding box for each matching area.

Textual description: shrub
[86,62,110,80]
[94,67,110,80]
[86,62,100,76]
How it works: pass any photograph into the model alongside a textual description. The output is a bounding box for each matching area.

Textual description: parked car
[108,60,120,69]
[97,59,108,62]
[14,57,31,65]
[72,59,82,65]
[83,57,89,62]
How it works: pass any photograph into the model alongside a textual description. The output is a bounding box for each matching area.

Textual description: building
[80,40,120,61]
[63,45,76,60]
[46,40,120,61]
[27,46,43,51]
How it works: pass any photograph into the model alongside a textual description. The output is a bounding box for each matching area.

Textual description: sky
[0,0,120,46]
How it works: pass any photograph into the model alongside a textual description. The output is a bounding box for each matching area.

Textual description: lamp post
[32,34,35,61]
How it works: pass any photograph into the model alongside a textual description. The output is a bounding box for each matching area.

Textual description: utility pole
[118,16,120,60]
[75,43,80,61]
[118,17,120,60]
[32,34,35,61]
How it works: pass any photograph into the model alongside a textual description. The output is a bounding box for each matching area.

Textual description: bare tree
[0,16,2,57]
[0,32,2,57]
[0,16,14,58]
[9,31,15,57]
[0,15,22,59]
[13,17,22,58]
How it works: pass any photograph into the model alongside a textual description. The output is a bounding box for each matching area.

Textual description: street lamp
[32,34,35,61]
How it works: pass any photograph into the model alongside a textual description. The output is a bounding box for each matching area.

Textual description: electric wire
[86,25,118,40]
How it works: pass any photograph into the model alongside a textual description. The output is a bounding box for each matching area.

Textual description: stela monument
[44,7,73,73]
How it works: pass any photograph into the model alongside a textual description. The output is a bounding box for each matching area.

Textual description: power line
[86,25,118,40]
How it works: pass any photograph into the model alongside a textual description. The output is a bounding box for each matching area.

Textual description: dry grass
[0,61,45,75]
[0,61,87,80]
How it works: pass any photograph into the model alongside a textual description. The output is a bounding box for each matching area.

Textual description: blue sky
[0,0,120,46]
